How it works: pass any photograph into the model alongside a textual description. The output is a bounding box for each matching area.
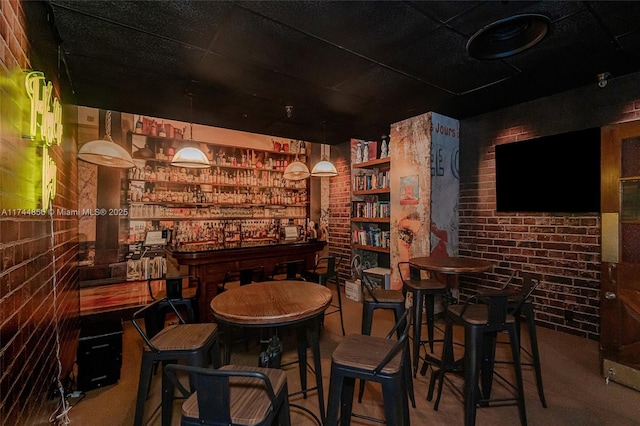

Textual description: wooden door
[601,120,640,390]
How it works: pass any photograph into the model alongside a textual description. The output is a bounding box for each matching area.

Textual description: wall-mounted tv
[495,127,601,213]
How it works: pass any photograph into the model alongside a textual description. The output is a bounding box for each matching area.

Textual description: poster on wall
[429,112,460,258]
[400,175,419,205]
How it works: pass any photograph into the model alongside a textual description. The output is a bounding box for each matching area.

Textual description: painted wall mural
[389,112,459,289]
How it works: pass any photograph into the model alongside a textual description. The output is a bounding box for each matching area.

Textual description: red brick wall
[328,142,352,284]
[459,73,640,340]
[0,2,80,424]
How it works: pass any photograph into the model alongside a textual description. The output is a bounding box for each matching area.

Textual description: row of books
[352,201,390,218]
[353,170,390,191]
[352,228,390,248]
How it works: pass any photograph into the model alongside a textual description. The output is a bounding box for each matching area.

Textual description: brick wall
[328,142,352,284]
[0,1,80,424]
[459,72,640,340]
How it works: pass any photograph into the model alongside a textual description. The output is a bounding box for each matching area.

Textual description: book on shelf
[353,169,390,191]
[352,224,390,248]
[352,200,390,219]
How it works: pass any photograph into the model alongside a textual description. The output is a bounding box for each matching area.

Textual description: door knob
[605,291,617,300]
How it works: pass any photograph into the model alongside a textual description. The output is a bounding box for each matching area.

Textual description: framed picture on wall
[400,175,419,205]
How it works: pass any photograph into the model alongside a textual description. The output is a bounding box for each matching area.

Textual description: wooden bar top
[169,240,326,264]
[168,240,326,322]
[210,281,332,327]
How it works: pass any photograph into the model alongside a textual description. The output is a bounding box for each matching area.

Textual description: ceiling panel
[25,1,640,144]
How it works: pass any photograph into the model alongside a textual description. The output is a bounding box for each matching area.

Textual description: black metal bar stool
[398,261,448,377]
[131,298,220,426]
[430,290,531,426]
[358,275,415,408]
[497,271,547,408]
[326,310,412,426]
[304,255,345,336]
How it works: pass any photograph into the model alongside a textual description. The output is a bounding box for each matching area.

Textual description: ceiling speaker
[467,14,551,60]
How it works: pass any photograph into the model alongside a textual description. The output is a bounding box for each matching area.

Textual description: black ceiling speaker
[466,14,551,59]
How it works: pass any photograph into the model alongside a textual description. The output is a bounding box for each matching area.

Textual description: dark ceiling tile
[385,27,517,95]
[238,0,440,61]
[446,1,584,37]
[36,1,640,145]
[589,1,640,38]
[50,0,233,49]
[209,6,374,89]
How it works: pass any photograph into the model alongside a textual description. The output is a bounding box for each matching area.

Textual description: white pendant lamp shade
[311,160,338,177]
[311,142,338,177]
[283,159,310,180]
[171,147,211,168]
[78,134,135,168]
[78,110,135,168]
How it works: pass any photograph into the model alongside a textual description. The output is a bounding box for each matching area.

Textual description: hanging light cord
[105,110,112,138]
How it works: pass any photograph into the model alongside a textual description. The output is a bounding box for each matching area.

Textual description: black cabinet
[77,320,123,392]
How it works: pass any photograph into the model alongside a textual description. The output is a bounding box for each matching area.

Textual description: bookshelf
[350,141,391,269]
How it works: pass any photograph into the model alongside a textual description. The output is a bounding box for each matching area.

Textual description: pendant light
[171,95,210,169]
[78,110,135,168]
[283,133,310,180]
[283,154,310,180]
[311,122,338,177]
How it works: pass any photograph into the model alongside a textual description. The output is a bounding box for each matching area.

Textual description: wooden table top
[210,280,332,327]
[409,256,494,274]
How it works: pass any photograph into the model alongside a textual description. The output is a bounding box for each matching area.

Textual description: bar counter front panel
[169,240,327,321]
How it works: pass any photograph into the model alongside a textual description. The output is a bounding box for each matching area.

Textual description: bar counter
[168,239,327,321]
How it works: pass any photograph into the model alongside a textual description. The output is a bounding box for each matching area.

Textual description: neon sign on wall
[24,71,63,209]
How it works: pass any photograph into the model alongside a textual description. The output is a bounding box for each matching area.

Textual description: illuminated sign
[24,71,63,209]
[25,71,63,146]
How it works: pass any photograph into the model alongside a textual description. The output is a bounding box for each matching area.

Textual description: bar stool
[361,274,406,336]
[500,271,547,408]
[304,255,345,336]
[218,266,265,293]
[398,261,448,376]
[326,310,412,426]
[431,291,528,426]
[358,275,414,407]
[131,298,219,426]
[270,259,306,280]
[147,275,200,330]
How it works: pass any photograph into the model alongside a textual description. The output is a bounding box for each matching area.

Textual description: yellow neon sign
[25,71,63,146]
[42,147,57,207]
[24,71,63,209]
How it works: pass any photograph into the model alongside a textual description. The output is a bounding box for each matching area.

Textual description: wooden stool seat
[402,278,446,292]
[447,304,516,325]
[180,365,289,424]
[332,334,403,374]
[146,323,218,352]
[363,289,405,304]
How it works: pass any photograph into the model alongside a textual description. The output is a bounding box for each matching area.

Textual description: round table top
[409,256,494,274]
[210,280,332,327]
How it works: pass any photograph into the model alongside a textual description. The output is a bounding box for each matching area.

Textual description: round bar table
[210,280,332,423]
[409,256,494,276]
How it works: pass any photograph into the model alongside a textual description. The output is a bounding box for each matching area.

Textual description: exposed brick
[0,4,79,423]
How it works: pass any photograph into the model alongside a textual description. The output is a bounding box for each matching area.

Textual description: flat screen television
[495,127,601,213]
